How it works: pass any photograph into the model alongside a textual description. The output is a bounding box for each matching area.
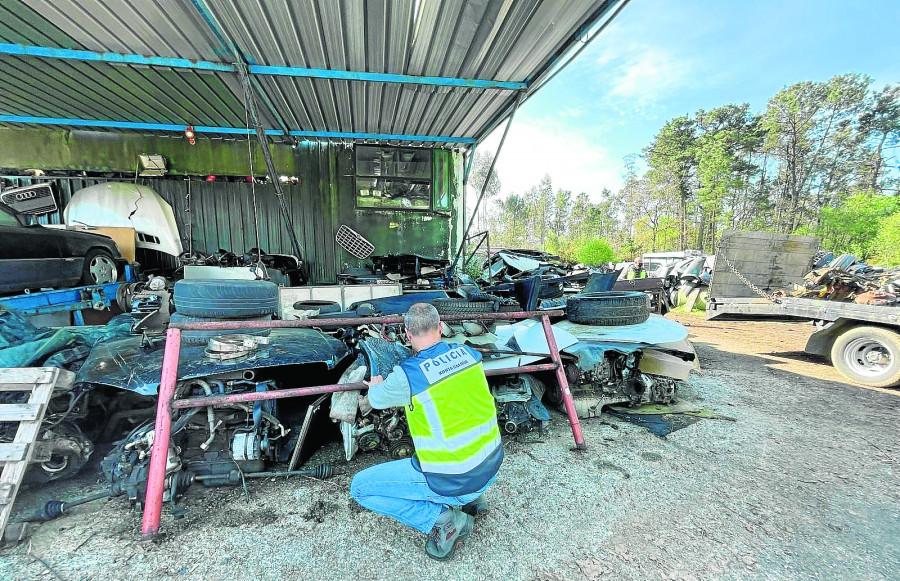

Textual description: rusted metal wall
[2,144,461,284]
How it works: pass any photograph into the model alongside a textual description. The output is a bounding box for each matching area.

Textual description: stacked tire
[172,279,279,345]
[565,291,650,326]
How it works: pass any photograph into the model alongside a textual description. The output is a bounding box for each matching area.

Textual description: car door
[0,206,66,293]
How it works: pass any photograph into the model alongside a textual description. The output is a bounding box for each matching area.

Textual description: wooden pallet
[0,367,74,540]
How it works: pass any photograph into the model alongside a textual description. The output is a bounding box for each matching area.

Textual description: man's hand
[364,374,384,388]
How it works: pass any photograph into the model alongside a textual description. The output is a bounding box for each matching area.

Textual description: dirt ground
[2,314,899,581]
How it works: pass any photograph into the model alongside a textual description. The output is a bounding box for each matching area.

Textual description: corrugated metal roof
[0,0,623,146]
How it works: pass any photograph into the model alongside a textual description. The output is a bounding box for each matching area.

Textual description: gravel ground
[2,315,898,581]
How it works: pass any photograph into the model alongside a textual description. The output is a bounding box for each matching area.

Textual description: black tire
[174,279,278,318]
[432,298,496,315]
[538,281,564,299]
[293,300,342,315]
[81,248,118,285]
[566,291,650,326]
[830,326,900,388]
[170,312,273,345]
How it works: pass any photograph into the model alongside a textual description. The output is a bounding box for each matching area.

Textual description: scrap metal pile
[4,261,698,529]
[337,254,451,290]
[791,254,900,306]
[178,248,306,286]
[480,249,573,283]
[337,249,589,295]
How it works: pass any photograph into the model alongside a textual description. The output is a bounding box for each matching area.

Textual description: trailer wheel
[830,326,900,388]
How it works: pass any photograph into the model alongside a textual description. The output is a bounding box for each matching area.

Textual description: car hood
[76,328,350,395]
[64,183,183,256]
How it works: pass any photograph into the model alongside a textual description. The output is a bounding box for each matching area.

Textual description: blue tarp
[0,308,134,369]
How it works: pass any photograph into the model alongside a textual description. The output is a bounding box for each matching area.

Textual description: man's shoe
[461,494,488,516]
[425,508,474,561]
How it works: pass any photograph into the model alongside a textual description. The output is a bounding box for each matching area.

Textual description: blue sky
[480,0,900,200]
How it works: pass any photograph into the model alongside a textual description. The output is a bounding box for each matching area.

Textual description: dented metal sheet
[554,314,689,345]
[76,329,350,395]
[638,349,694,381]
[482,319,579,370]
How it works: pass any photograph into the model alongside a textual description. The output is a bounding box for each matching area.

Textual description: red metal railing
[141,310,585,538]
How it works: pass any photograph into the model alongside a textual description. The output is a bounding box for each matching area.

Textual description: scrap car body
[0,201,126,294]
[5,268,699,509]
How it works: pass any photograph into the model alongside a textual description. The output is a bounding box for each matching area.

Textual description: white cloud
[559,106,585,118]
[477,118,622,202]
[607,47,695,101]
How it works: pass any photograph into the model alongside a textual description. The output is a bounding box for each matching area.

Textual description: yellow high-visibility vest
[399,342,503,495]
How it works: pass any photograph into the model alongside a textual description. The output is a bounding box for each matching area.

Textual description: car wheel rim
[844,337,892,378]
[90,255,117,283]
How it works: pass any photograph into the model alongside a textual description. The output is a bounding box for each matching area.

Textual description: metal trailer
[707,230,900,389]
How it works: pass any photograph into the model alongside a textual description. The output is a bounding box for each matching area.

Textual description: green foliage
[482,75,900,261]
[873,213,900,266]
[814,192,899,259]
[461,255,484,281]
[572,238,615,266]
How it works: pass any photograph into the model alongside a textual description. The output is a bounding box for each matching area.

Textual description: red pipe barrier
[483,363,560,376]
[172,363,564,410]
[173,381,368,408]
[141,327,181,538]
[141,309,583,538]
[169,310,565,331]
[540,314,586,450]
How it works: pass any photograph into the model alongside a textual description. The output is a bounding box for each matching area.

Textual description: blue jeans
[351,459,495,534]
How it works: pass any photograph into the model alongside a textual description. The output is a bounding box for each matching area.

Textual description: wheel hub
[90,255,117,283]
[844,337,892,378]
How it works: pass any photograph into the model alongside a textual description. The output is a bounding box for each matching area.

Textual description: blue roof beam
[0,115,476,144]
[0,43,527,91]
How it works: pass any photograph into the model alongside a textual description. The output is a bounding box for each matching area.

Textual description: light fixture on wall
[138,154,167,176]
[184,125,196,146]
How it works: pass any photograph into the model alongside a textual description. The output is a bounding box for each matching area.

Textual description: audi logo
[13,191,38,200]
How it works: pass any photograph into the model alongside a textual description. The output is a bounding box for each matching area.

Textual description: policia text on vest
[419,346,476,383]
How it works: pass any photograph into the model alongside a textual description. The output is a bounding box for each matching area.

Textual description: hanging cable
[240,70,266,277]
[235,61,306,279]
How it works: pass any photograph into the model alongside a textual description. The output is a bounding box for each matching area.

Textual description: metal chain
[715,244,781,303]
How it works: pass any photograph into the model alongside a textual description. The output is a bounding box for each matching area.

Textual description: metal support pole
[449,91,524,276]
[460,147,475,268]
[141,328,182,538]
[540,314,586,449]
[486,231,491,282]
